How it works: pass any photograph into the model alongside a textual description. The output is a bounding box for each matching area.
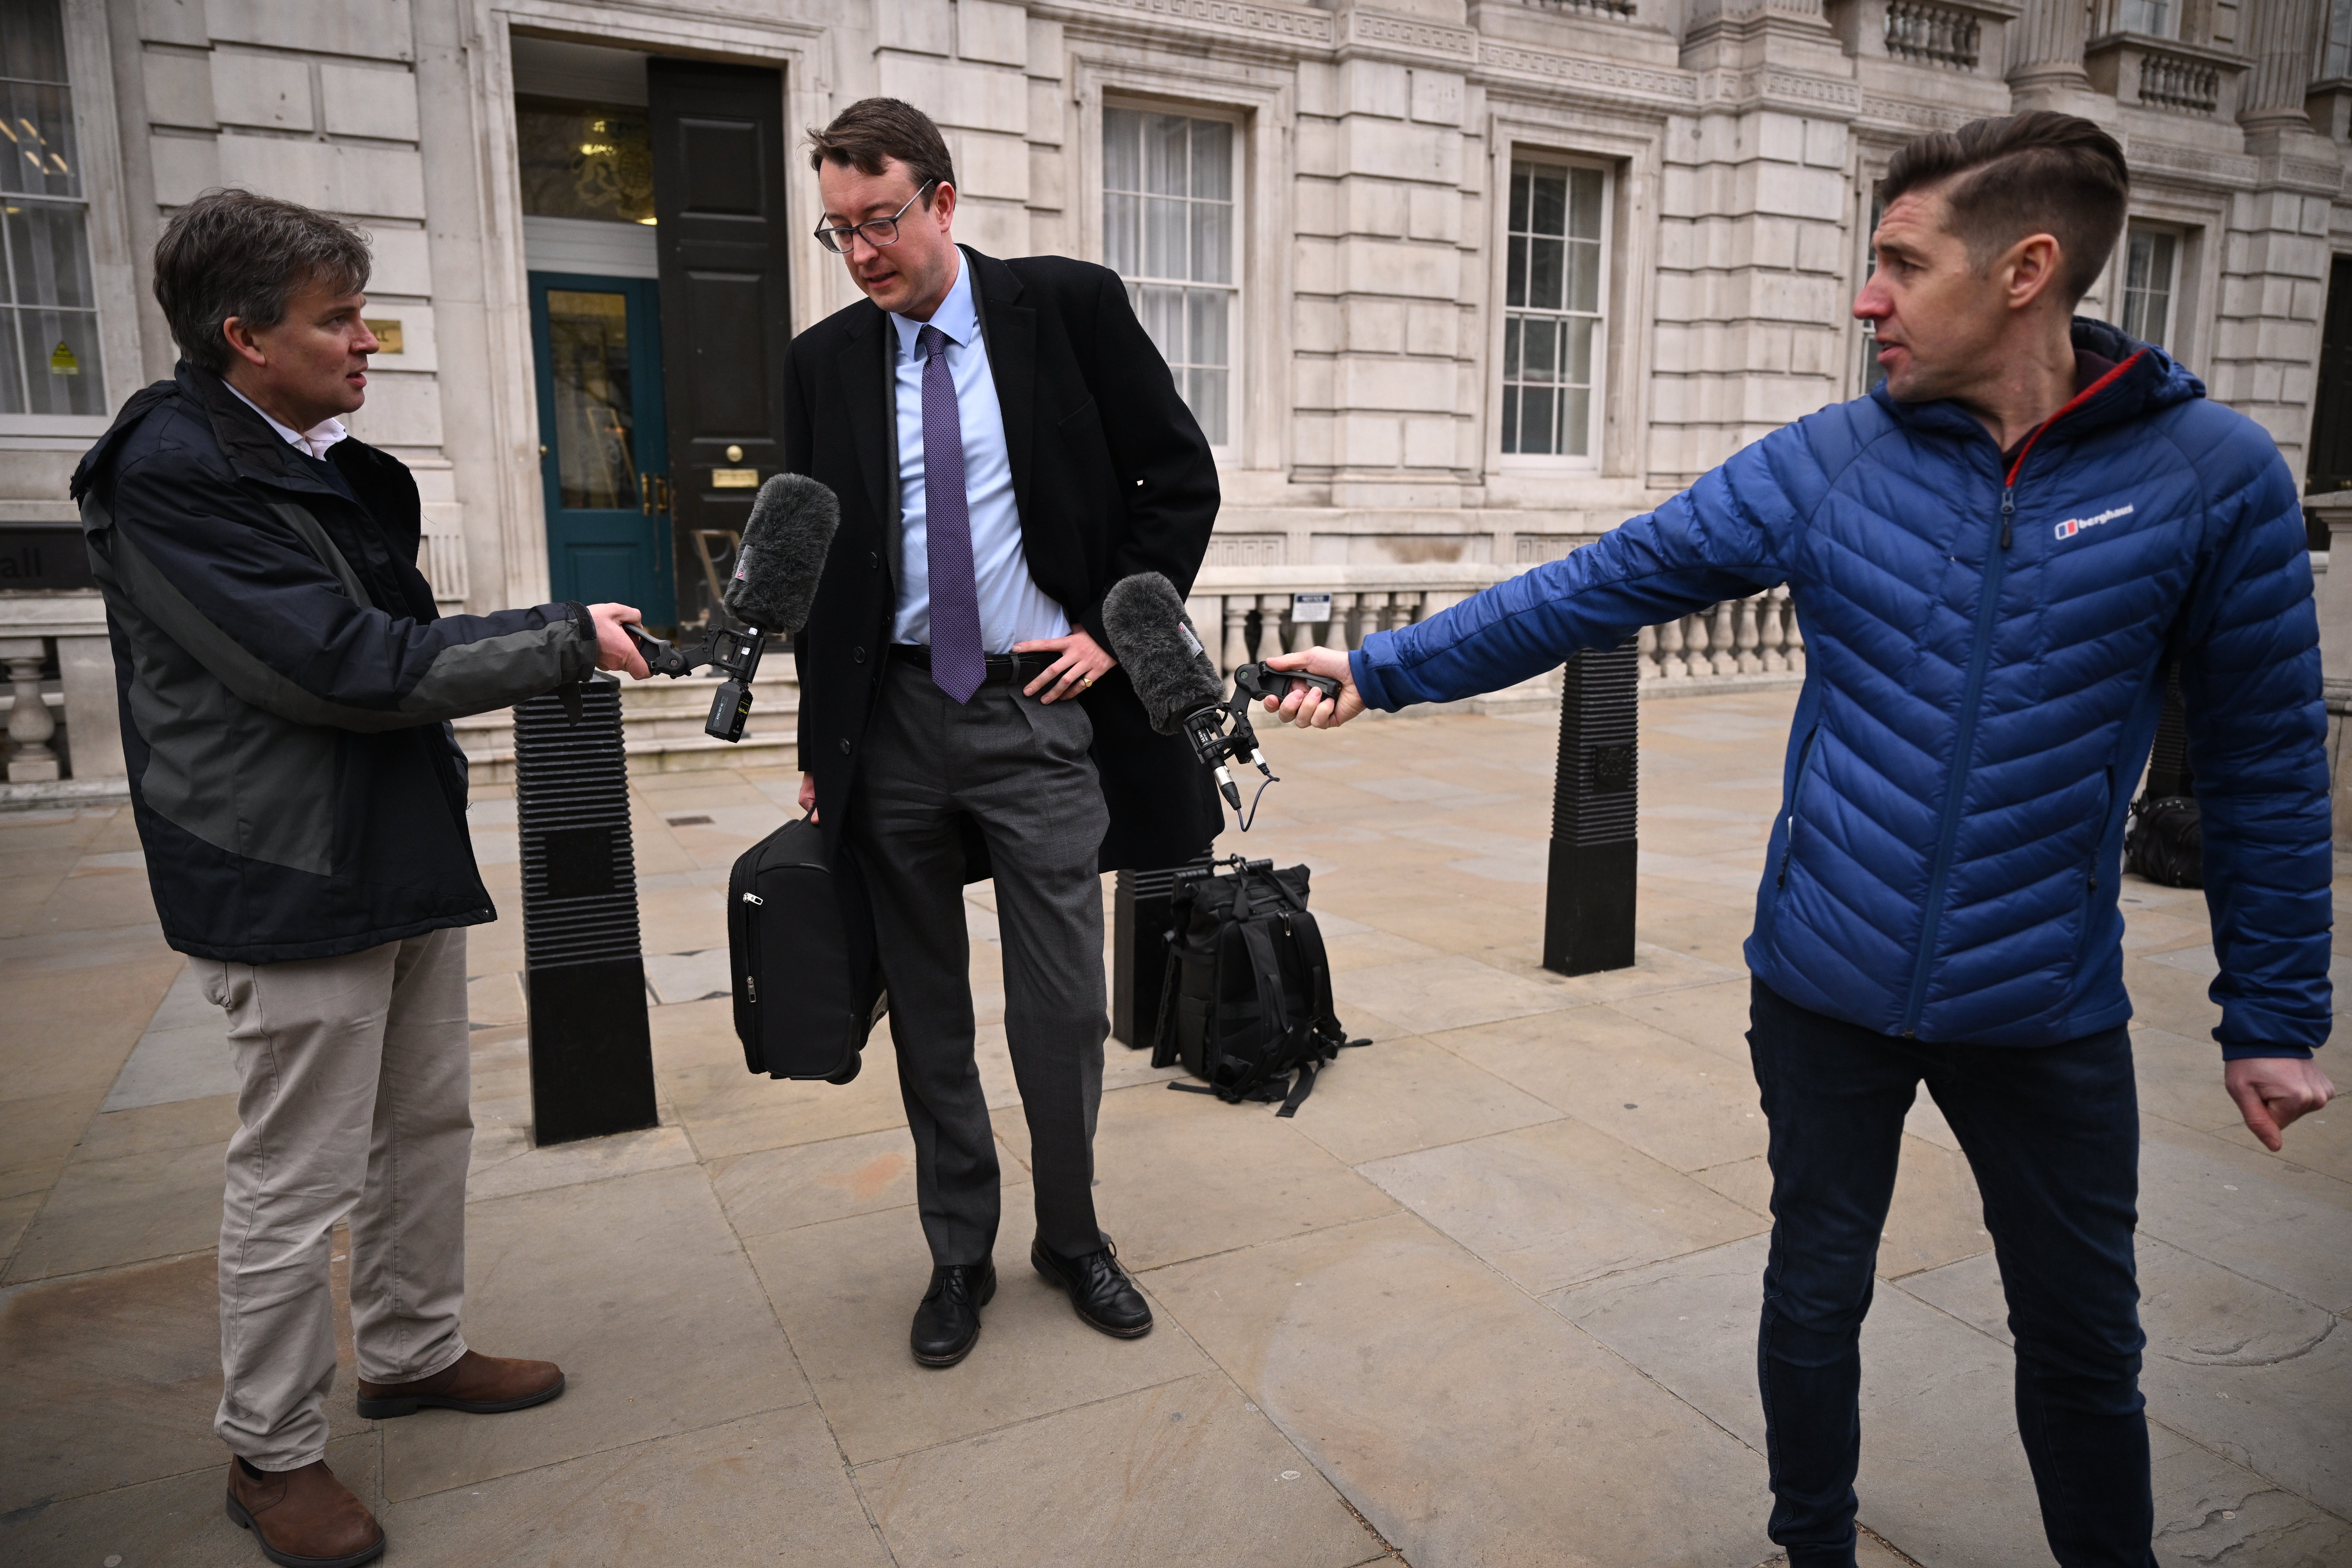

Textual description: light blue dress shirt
[888,256,1069,652]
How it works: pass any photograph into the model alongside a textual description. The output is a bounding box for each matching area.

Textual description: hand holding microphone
[1257,648,1364,730]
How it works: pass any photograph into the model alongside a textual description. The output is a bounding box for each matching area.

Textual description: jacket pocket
[1774,724,1822,891]
[2071,764,2117,973]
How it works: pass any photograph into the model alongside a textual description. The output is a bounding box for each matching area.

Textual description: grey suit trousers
[851,654,1111,1265]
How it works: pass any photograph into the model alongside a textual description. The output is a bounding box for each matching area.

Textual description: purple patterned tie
[917,324,985,704]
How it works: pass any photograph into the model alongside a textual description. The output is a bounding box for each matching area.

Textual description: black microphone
[723,473,840,634]
[1101,572,1223,735]
[623,474,840,742]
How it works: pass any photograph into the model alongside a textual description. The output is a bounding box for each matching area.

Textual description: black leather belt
[889,644,1053,685]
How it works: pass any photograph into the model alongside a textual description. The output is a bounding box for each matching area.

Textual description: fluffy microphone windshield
[1101,572,1225,736]
[722,473,840,634]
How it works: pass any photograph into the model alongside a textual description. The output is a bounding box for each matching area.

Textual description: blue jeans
[1746,980,2155,1568]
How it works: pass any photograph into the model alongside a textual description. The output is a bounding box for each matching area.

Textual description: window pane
[1565,316,1594,385]
[1500,385,1522,455]
[1189,365,1227,446]
[1190,193,1230,286]
[1144,113,1187,197]
[1522,315,1558,381]
[1527,236,1564,313]
[1568,167,1604,241]
[5,199,94,309]
[1521,386,1558,455]
[1103,107,1141,192]
[1528,166,1566,238]
[1508,165,1530,236]
[1567,237,1601,314]
[1137,283,1185,366]
[1187,288,1227,369]
[0,313,23,413]
[1190,120,1231,204]
[1502,316,1522,380]
[14,305,102,414]
[1105,191,1138,275]
[1505,233,1527,310]
[515,96,654,224]
[1143,196,1186,279]
[0,0,68,84]
[545,289,638,511]
[1561,386,1590,458]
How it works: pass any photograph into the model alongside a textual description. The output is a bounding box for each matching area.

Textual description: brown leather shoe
[355,1348,565,1419]
[224,1458,384,1568]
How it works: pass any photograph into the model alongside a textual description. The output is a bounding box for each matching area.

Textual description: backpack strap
[1149,927,1184,1070]
[1219,917,1293,1102]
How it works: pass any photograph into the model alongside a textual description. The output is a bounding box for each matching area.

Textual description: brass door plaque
[365,319,403,352]
[711,467,759,488]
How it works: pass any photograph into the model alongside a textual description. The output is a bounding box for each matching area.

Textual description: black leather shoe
[1032,1238,1153,1337]
[910,1261,996,1367]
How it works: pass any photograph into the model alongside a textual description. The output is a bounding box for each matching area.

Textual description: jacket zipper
[1775,724,1821,889]
[1899,483,2014,1036]
[1895,351,2145,1038]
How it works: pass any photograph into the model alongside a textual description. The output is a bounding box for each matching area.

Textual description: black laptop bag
[1151,856,1367,1115]
[727,817,885,1082]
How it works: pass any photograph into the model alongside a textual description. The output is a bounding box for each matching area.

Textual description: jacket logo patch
[2055,503,2133,541]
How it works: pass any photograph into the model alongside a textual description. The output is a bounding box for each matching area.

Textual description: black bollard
[514,675,659,1144]
[1543,637,1640,977]
[1111,865,1186,1053]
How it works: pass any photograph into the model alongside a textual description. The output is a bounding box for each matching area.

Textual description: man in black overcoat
[782,99,1221,1366]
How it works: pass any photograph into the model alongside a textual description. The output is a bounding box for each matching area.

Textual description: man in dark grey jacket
[71,189,648,1568]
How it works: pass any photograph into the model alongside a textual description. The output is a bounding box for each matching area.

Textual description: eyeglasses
[814,180,940,255]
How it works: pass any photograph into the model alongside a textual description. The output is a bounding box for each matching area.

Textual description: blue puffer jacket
[1352,320,2330,1055]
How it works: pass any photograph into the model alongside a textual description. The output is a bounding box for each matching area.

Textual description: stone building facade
[1,0,2347,792]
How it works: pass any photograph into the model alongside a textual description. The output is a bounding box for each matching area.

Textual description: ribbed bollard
[1112,863,1188,1053]
[1543,637,1640,976]
[514,675,658,1144]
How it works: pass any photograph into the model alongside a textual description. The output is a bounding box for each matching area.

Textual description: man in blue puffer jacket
[1261,112,2333,1567]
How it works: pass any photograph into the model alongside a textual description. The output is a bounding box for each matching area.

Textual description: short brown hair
[1878,112,2128,306]
[153,188,371,375]
[806,98,956,201]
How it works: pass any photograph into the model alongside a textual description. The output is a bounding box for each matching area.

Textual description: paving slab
[1360,1115,1764,1294]
[379,1163,809,1501]
[70,1094,240,1167]
[1433,1005,1770,1172]
[0,1430,379,1568]
[0,1250,364,1513]
[2137,1122,2352,1313]
[1331,953,1581,1035]
[1151,1209,1778,1568]
[1283,1033,1562,1166]
[4,1138,226,1284]
[1553,1233,2057,1567]
[380,1405,888,1568]
[2148,1423,2352,1566]
[744,1192,1214,1464]
[1084,1080,1398,1271]
[854,1372,1383,1568]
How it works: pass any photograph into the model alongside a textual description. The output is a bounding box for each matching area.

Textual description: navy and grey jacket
[1351,320,2328,1058]
[71,364,599,964]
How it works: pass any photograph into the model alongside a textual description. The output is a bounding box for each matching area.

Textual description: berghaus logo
[2055,503,2133,541]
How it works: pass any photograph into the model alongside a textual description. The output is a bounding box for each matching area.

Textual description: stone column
[2005,0,2091,97]
[2237,0,2322,132]
[3,639,61,783]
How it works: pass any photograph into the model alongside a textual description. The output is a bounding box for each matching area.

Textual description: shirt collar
[890,250,978,359]
[224,381,349,459]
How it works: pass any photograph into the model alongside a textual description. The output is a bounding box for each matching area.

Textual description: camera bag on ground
[2124,795,2202,888]
[1151,856,1368,1115]
[727,816,886,1082]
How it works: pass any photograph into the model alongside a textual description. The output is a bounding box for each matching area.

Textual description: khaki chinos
[197,925,472,1469]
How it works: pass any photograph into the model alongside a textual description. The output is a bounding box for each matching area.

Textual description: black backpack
[727,817,886,1082]
[1151,857,1367,1115]
[2124,795,2202,888]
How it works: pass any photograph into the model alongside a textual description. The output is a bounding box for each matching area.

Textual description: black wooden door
[646,58,793,628]
[2307,255,2352,548]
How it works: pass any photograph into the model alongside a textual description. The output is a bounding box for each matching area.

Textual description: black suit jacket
[784,247,1223,871]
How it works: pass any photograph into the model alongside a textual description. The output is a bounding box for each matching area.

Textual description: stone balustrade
[1182,566,1803,698]
[1518,0,1638,17]
[0,593,127,806]
[1638,586,1805,683]
[1883,0,1982,67]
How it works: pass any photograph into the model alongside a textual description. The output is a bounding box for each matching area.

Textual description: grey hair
[153,188,373,374]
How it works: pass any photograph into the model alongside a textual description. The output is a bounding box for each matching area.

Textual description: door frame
[528,270,676,624]
[462,3,832,609]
